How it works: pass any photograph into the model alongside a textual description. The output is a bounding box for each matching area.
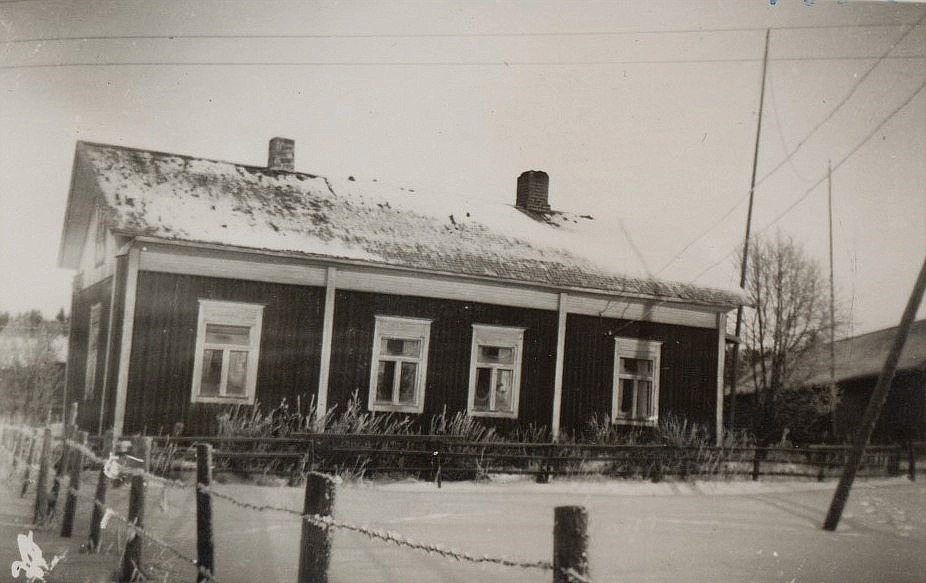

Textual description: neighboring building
[801,320,926,443]
[57,139,743,440]
[731,320,926,443]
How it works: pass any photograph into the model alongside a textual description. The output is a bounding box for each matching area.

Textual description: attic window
[84,303,102,399]
[467,324,524,419]
[190,300,264,404]
[612,338,662,425]
[368,316,431,413]
[94,200,107,266]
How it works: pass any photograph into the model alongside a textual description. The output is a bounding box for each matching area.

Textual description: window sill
[469,410,518,420]
[191,395,255,405]
[613,417,658,427]
[369,403,423,414]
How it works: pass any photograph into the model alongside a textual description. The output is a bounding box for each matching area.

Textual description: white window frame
[190,299,264,405]
[84,303,102,399]
[612,337,662,426]
[367,316,431,413]
[467,324,525,419]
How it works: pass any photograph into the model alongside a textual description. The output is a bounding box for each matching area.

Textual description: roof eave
[126,234,744,311]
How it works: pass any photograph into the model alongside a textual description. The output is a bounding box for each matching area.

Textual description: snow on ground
[3,467,923,583]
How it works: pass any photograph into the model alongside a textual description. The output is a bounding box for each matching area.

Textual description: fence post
[49,403,78,518]
[33,426,52,524]
[297,472,337,583]
[752,446,765,481]
[196,444,215,583]
[21,430,38,498]
[120,437,150,582]
[554,505,589,583]
[61,430,89,537]
[907,441,916,482]
[88,462,109,552]
[10,427,23,471]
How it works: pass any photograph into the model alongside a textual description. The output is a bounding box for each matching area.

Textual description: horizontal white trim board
[136,243,720,329]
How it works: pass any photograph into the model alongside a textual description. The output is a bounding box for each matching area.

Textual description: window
[613,338,662,424]
[84,303,101,399]
[467,325,524,418]
[368,316,431,413]
[191,300,264,404]
[94,199,107,267]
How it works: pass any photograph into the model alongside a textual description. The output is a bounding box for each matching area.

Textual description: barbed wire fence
[0,422,594,583]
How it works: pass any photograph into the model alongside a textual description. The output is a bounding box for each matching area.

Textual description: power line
[688,76,926,285]
[0,54,924,71]
[2,20,924,44]
[653,13,925,276]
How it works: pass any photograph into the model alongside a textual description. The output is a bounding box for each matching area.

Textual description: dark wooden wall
[836,370,926,443]
[124,271,326,434]
[561,313,719,436]
[66,276,113,433]
[328,290,559,433]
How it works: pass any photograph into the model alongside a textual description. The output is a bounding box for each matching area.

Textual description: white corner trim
[112,247,140,438]
[315,266,337,429]
[716,312,727,446]
[550,293,568,441]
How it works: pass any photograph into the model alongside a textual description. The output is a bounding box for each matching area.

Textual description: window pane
[398,362,418,404]
[206,324,250,347]
[620,357,653,377]
[382,338,421,357]
[200,349,222,395]
[473,367,491,411]
[636,380,652,418]
[619,378,634,414]
[478,345,514,365]
[226,351,248,396]
[375,360,396,402]
[495,369,513,412]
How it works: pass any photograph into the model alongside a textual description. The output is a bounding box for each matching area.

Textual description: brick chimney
[516,170,551,213]
[268,137,295,171]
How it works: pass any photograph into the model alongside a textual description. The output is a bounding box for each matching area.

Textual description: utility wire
[654,12,925,276]
[2,20,924,44]
[1,54,924,71]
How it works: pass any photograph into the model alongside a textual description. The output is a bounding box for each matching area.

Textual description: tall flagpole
[728,28,770,431]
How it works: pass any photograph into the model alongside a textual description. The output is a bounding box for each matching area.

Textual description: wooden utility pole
[827,161,838,435]
[823,255,926,531]
[729,28,771,430]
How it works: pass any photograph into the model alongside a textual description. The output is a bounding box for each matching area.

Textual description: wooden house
[58,139,743,441]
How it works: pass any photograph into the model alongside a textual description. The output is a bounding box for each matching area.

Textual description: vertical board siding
[66,277,113,433]
[328,290,559,433]
[836,371,926,443]
[125,272,325,435]
[562,313,719,436]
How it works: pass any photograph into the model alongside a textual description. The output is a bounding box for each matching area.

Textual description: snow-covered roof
[62,141,745,309]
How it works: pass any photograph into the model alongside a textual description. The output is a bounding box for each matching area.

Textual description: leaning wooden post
[33,426,53,524]
[21,429,38,498]
[61,430,89,537]
[196,444,215,583]
[824,256,926,531]
[10,427,23,470]
[553,505,589,583]
[120,437,151,582]
[297,472,337,583]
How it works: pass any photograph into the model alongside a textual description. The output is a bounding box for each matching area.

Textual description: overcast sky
[0,0,923,336]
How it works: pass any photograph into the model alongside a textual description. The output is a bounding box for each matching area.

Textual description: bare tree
[740,233,840,442]
[0,312,67,423]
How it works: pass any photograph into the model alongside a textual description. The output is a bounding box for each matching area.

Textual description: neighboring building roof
[798,319,926,386]
[60,141,745,309]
